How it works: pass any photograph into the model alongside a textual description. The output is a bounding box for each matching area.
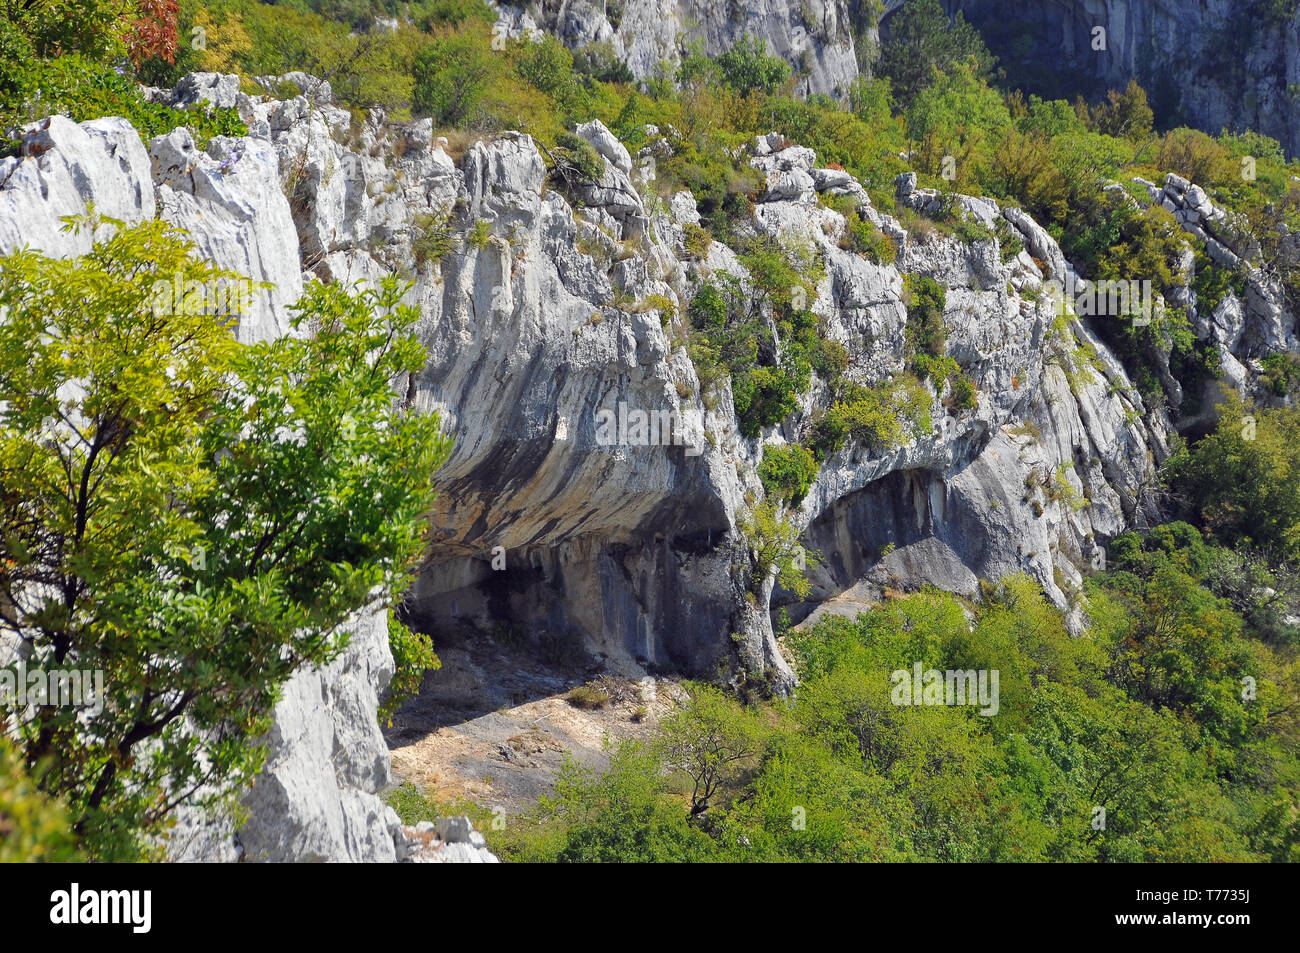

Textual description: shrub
[567,684,612,709]
[913,352,976,411]
[573,40,634,84]
[903,274,948,359]
[381,611,440,723]
[412,0,495,30]
[0,55,246,156]
[759,443,819,505]
[810,377,932,459]
[733,364,803,437]
[1169,395,1300,562]
[514,34,577,100]
[551,130,605,182]
[717,34,792,96]
[1261,352,1300,398]
[688,282,730,330]
[412,29,495,127]
[683,222,713,259]
[0,740,80,862]
[468,217,493,249]
[836,202,897,264]
[1085,80,1154,141]
[2,0,130,64]
[125,0,179,71]
[737,502,812,597]
[412,210,454,267]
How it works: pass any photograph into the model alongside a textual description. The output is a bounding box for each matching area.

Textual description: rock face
[168,603,412,863]
[940,0,1300,158]
[404,816,501,863]
[5,65,1293,859]
[496,0,861,97]
[237,85,1180,681]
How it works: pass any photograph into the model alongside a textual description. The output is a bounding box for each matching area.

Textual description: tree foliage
[0,216,451,858]
[877,0,996,110]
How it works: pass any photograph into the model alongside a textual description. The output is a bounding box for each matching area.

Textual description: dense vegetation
[487,550,1298,862]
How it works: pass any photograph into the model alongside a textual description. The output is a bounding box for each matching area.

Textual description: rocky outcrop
[237,84,1176,671]
[404,816,500,863]
[495,0,860,98]
[168,603,412,862]
[189,79,1196,681]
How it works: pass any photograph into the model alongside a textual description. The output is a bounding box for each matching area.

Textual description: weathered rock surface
[6,62,1295,859]
[405,816,500,863]
[497,0,861,98]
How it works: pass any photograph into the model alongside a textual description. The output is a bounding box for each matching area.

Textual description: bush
[1261,352,1300,398]
[834,199,897,264]
[733,365,803,437]
[737,502,812,597]
[1,0,130,64]
[514,34,576,100]
[1085,80,1154,141]
[573,40,634,84]
[1169,395,1300,562]
[412,210,454,268]
[759,443,819,506]
[567,684,612,709]
[717,35,792,96]
[683,222,713,259]
[412,0,495,30]
[551,129,604,182]
[0,740,80,862]
[903,274,948,359]
[380,611,440,723]
[412,29,495,127]
[810,377,932,459]
[913,352,976,411]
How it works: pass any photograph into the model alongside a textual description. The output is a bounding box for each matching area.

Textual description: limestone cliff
[2,65,1292,859]
[495,0,861,96]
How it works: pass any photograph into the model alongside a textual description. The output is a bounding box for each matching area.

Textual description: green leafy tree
[1087,80,1155,141]
[1170,395,1300,561]
[759,443,819,506]
[1,0,130,63]
[0,215,451,859]
[877,0,995,109]
[717,34,792,96]
[379,609,440,724]
[412,28,496,127]
[737,502,812,598]
[657,684,764,816]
